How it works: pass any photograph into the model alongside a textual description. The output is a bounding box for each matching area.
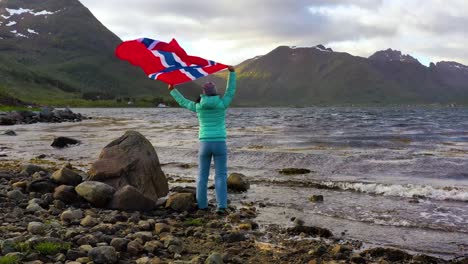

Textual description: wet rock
[278,168,311,175]
[309,195,324,202]
[51,167,83,186]
[27,221,46,235]
[7,189,27,201]
[165,192,196,212]
[330,244,353,259]
[60,209,84,223]
[205,252,224,264]
[227,173,250,192]
[127,240,144,255]
[110,238,130,252]
[26,202,44,213]
[53,185,80,204]
[144,240,162,254]
[2,129,16,136]
[0,115,15,125]
[109,185,156,211]
[80,215,99,227]
[287,225,333,238]
[28,179,57,193]
[155,223,171,234]
[75,181,115,207]
[88,246,118,264]
[360,247,412,262]
[88,130,168,202]
[21,164,46,176]
[350,254,367,264]
[51,136,81,148]
[222,232,247,243]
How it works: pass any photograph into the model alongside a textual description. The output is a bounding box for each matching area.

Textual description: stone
[309,195,324,202]
[222,232,247,243]
[75,181,115,207]
[110,238,130,251]
[2,130,16,136]
[53,185,80,204]
[109,185,156,211]
[51,136,81,148]
[7,189,27,201]
[227,173,250,192]
[88,131,168,202]
[88,246,118,264]
[26,203,44,213]
[12,181,27,189]
[60,209,84,223]
[21,164,46,176]
[165,192,196,212]
[127,240,144,255]
[28,179,57,193]
[287,225,333,238]
[28,221,46,235]
[205,252,224,264]
[360,247,412,262]
[80,215,99,227]
[51,167,83,186]
[143,240,162,253]
[155,223,171,234]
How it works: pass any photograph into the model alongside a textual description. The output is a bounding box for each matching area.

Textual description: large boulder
[227,173,250,192]
[88,131,168,203]
[75,181,115,207]
[109,185,156,211]
[51,136,81,148]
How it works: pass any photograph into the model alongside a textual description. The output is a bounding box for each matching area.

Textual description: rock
[88,246,118,264]
[227,173,250,192]
[127,240,144,255]
[7,189,27,201]
[2,130,16,136]
[12,181,27,189]
[28,221,46,235]
[60,209,84,223]
[287,225,333,238]
[75,181,115,207]
[26,202,44,213]
[278,168,311,175]
[0,115,15,125]
[165,192,196,211]
[155,223,171,234]
[330,244,353,259]
[53,185,80,204]
[309,195,324,202]
[51,136,80,148]
[28,179,57,193]
[51,167,83,186]
[110,238,130,252]
[39,106,54,120]
[109,185,156,211]
[143,240,162,254]
[205,252,224,264]
[360,247,412,262]
[21,164,46,176]
[80,215,99,227]
[350,255,367,264]
[88,131,168,202]
[222,232,247,243]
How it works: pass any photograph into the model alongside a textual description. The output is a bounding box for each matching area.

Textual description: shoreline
[0,160,466,263]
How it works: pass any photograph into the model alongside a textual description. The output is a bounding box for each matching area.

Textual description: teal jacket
[170,72,237,141]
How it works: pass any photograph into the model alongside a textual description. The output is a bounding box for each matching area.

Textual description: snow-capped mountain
[369,48,420,63]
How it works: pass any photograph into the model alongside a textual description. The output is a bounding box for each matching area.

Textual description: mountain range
[1,0,467,106]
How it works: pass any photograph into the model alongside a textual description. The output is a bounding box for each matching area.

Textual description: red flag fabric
[115,38,228,85]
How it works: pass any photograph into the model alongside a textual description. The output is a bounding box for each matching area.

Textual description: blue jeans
[197,141,227,209]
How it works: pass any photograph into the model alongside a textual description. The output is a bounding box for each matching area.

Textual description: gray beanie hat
[203,82,217,96]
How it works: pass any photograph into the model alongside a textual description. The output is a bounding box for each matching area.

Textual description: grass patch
[30,242,71,255]
[0,106,41,112]
[0,255,20,264]
[183,218,204,226]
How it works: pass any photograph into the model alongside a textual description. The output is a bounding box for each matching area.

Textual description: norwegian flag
[115,38,228,85]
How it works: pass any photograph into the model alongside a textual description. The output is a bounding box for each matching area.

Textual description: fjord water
[1,107,467,258]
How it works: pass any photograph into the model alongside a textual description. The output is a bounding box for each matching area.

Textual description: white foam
[6,21,16,26]
[320,181,468,202]
[5,7,32,16]
[27,28,38,34]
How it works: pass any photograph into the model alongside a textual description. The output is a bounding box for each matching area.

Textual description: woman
[168,66,236,213]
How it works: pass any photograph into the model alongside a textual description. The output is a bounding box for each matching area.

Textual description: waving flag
[115,38,228,85]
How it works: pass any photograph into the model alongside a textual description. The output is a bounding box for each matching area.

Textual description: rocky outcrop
[88,131,168,208]
[0,107,86,126]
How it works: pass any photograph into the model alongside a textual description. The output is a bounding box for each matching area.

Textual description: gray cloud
[79,0,468,65]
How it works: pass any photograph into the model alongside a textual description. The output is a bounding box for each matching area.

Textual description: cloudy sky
[79,0,468,66]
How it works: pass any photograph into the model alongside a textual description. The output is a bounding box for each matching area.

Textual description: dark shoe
[216,208,228,216]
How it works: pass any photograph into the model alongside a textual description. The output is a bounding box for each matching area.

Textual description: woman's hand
[168,84,174,91]
[228,66,235,72]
